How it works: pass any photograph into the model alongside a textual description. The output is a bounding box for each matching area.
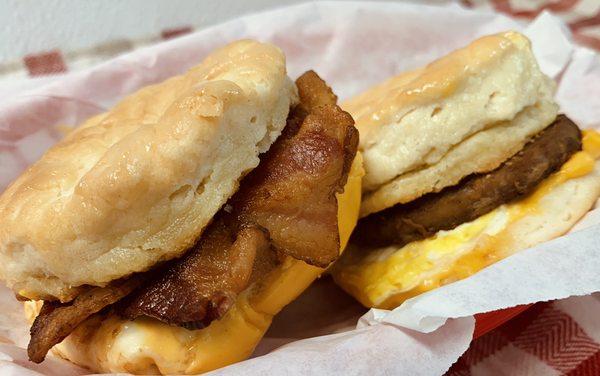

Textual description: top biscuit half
[343,31,558,217]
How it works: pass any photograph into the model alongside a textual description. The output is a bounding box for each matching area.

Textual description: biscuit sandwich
[0,40,363,374]
[332,31,600,309]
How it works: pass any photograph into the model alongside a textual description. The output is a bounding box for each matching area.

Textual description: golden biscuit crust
[0,40,297,301]
[343,32,558,215]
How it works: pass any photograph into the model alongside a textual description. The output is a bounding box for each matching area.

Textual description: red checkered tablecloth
[448,295,600,375]
[2,1,600,375]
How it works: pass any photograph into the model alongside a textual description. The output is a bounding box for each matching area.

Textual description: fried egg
[333,130,600,309]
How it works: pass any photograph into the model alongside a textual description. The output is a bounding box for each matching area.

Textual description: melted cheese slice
[41,153,364,375]
[333,130,600,309]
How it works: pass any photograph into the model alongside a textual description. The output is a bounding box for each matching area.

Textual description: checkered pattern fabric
[466,0,600,50]
[447,294,600,375]
[0,26,193,81]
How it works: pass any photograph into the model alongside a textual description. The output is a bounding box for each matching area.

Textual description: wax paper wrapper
[1,2,600,375]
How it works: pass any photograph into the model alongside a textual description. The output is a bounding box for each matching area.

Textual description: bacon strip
[232,104,357,266]
[28,275,145,363]
[121,224,273,328]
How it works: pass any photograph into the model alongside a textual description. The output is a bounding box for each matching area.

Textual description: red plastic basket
[473,304,532,339]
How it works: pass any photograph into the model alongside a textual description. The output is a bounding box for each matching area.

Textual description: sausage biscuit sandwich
[332,32,600,309]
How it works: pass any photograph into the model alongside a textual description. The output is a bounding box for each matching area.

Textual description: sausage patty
[352,115,582,248]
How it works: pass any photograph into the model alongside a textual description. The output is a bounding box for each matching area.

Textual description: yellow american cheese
[333,130,600,309]
[86,153,365,375]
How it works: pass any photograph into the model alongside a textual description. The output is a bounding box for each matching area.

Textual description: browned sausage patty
[352,115,582,248]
